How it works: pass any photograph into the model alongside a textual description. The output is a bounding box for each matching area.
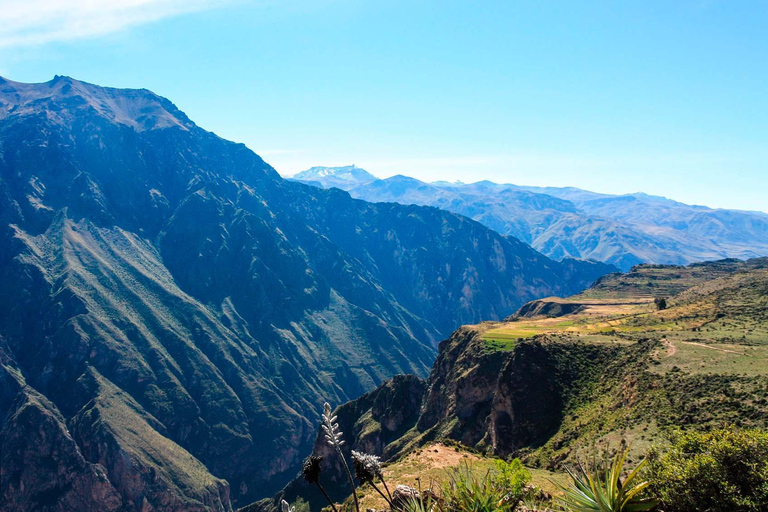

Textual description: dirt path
[682,341,744,355]
[663,339,677,357]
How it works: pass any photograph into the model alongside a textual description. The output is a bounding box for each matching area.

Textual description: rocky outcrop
[507,299,585,320]
[257,326,624,511]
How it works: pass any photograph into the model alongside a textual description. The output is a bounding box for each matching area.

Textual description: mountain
[0,76,613,511]
[291,165,377,190]
[289,168,768,271]
[259,257,768,511]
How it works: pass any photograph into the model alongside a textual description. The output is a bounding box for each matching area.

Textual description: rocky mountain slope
[0,76,612,511]
[291,167,768,271]
[260,257,768,511]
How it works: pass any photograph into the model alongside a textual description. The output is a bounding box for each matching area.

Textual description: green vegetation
[320,431,768,511]
[644,428,768,511]
[557,448,657,512]
[494,459,533,505]
[281,260,768,512]
[477,263,768,471]
[440,460,530,511]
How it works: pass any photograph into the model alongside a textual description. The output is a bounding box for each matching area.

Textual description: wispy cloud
[0,0,235,48]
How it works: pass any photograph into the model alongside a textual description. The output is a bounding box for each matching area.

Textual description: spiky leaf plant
[557,448,658,512]
[442,462,513,512]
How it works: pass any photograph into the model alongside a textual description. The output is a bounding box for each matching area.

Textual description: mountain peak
[290,165,378,191]
[0,75,195,133]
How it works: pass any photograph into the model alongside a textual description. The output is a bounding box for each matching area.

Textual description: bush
[644,428,768,511]
[495,458,532,505]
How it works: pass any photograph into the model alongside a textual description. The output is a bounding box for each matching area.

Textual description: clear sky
[1,0,766,212]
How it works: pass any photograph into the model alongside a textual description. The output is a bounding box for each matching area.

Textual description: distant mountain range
[291,167,768,271]
[0,76,612,511]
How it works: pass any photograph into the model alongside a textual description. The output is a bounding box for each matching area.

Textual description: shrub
[495,458,532,506]
[644,428,768,511]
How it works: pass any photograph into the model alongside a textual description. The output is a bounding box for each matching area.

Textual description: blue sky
[1,0,766,212]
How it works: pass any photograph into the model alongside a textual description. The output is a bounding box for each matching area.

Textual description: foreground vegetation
[288,411,768,512]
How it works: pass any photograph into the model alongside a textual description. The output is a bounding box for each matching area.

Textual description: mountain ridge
[0,76,613,511]
[290,166,768,270]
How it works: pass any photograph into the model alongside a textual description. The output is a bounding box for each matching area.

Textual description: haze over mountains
[292,166,768,271]
[0,76,613,511]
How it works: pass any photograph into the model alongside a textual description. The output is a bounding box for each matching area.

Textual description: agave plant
[442,462,512,511]
[557,448,658,512]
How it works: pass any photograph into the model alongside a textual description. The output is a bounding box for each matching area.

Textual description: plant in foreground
[520,495,554,512]
[322,402,360,512]
[441,461,514,511]
[351,450,393,507]
[302,455,338,512]
[556,448,657,512]
[495,458,532,508]
[402,493,439,512]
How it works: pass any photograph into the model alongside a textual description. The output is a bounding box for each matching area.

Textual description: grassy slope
[481,259,768,467]
[338,443,567,511]
[270,259,768,512]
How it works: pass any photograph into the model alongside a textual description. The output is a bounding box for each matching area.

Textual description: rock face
[252,374,426,512]
[413,327,615,457]
[257,327,615,512]
[0,76,615,511]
